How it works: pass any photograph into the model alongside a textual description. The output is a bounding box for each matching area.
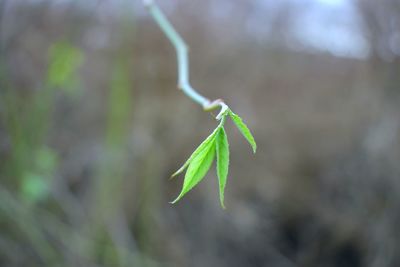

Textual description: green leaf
[171,126,220,178]
[171,137,216,203]
[216,127,229,208]
[229,111,257,153]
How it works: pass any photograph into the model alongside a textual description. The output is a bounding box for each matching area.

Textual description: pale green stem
[143,0,227,114]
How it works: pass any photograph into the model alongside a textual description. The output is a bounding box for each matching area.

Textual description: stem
[143,0,227,113]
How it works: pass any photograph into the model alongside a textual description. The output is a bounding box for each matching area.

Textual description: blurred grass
[0,26,156,266]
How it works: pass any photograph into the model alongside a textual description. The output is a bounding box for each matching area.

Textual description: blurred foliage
[2,40,81,203]
[21,146,58,202]
[47,41,84,95]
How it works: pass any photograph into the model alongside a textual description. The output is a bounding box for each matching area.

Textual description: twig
[143,0,227,118]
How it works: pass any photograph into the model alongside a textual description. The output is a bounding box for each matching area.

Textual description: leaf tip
[170,172,179,180]
[170,196,181,204]
[170,168,184,179]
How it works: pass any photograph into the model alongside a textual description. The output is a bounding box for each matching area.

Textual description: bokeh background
[1,0,400,266]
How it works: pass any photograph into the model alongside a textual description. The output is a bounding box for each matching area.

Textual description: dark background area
[1,0,400,266]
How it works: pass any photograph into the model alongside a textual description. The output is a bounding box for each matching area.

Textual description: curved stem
[143,0,227,114]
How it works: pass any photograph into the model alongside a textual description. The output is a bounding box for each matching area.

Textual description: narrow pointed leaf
[171,138,216,203]
[229,111,257,153]
[216,127,229,209]
[171,126,220,178]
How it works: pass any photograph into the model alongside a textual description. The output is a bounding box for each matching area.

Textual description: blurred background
[1,0,400,266]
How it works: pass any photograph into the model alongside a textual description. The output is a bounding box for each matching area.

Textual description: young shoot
[144,0,257,208]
